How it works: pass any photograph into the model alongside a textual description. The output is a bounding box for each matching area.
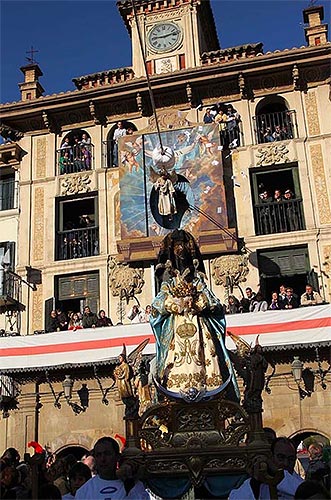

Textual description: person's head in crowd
[271,292,279,303]
[98,309,106,319]
[279,284,286,295]
[286,287,294,298]
[84,306,91,315]
[117,121,123,129]
[0,459,17,489]
[38,483,62,499]
[271,437,297,474]
[245,287,254,298]
[229,295,239,306]
[274,189,282,201]
[67,462,91,496]
[294,480,330,499]
[81,453,97,476]
[260,190,269,200]
[126,127,134,135]
[263,427,277,444]
[305,284,315,296]
[93,437,120,480]
[1,448,20,467]
[145,305,151,314]
[284,189,294,199]
[308,443,323,461]
[255,292,264,302]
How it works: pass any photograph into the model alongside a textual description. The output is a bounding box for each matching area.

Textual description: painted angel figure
[150,229,240,403]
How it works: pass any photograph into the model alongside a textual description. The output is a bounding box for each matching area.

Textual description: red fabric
[28,441,43,454]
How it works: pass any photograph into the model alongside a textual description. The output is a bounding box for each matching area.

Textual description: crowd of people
[60,216,98,261]
[46,306,113,333]
[46,304,152,333]
[258,187,301,234]
[58,133,93,175]
[1,434,330,499]
[203,103,241,148]
[224,284,324,314]
[257,115,294,144]
[0,437,149,499]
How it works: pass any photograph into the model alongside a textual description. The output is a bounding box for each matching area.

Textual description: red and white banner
[0,305,330,371]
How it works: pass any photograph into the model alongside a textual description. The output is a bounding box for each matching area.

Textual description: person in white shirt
[300,284,323,307]
[127,305,145,323]
[229,437,303,499]
[75,436,149,499]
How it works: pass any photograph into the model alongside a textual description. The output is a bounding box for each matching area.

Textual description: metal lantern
[62,374,73,400]
[291,356,303,383]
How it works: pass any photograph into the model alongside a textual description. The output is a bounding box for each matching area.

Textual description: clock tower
[118,0,220,77]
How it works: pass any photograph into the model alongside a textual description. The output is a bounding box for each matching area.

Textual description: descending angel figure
[113,339,150,419]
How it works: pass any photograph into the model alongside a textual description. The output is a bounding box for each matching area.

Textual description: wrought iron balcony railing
[0,179,18,211]
[253,198,305,236]
[253,110,298,144]
[57,143,94,175]
[56,226,99,260]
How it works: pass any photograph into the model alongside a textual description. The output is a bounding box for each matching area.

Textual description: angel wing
[227,330,251,357]
[127,338,150,375]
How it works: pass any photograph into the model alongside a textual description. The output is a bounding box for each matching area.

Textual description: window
[250,163,305,235]
[55,194,99,261]
[56,272,99,318]
[104,121,137,168]
[253,95,298,144]
[257,245,317,301]
[57,129,94,175]
[0,173,18,211]
[0,242,15,303]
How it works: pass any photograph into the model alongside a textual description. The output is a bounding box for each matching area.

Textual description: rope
[131,0,164,153]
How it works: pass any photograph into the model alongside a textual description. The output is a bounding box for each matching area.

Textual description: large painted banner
[118,124,228,238]
[1,305,330,372]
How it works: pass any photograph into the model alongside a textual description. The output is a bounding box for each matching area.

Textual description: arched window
[105,121,137,168]
[57,129,93,175]
[253,95,297,144]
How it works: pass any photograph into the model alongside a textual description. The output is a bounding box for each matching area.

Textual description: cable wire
[131,0,164,153]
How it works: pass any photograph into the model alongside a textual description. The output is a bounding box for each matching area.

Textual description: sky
[0,0,330,104]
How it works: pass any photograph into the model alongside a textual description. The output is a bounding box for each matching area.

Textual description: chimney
[303,5,328,47]
[19,63,45,101]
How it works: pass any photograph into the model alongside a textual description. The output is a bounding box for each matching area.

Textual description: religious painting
[118,124,228,239]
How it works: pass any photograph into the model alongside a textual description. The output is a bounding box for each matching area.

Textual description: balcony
[0,179,18,211]
[253,199,305,236]
[56,144,94,175]
[253,110,298,144]
[0,271,24,313]
[56,226,99,261]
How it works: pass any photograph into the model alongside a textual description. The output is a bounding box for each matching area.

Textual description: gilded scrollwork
[147,110,190,132]
[206,457,247,470]
[310,144,331,224]
[255,143,290,165]
[305,91,321,136]
[108,256,144,297]
[61,173,92,196]
[211,254,249,289]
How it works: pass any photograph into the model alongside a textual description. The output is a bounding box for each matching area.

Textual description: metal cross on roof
[26,46,39,64]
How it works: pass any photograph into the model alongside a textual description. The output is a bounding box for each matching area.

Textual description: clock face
[147,22,182,53]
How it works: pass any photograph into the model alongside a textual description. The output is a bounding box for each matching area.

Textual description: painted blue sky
[1,0,330,104]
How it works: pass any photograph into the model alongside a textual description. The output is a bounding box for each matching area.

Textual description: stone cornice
[0,43,329,133]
